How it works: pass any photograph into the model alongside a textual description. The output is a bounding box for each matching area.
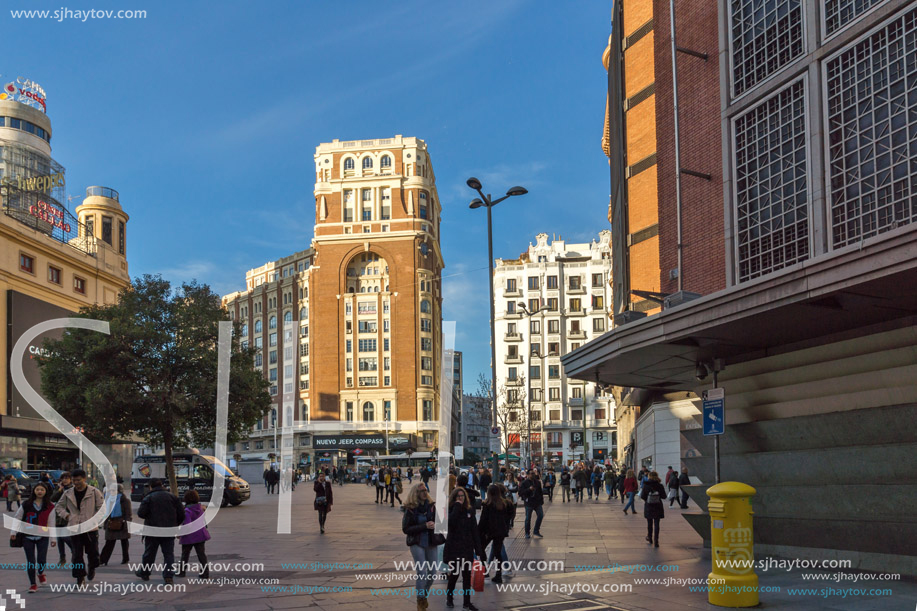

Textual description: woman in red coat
[313,472,333,534]
[621,469,639,515]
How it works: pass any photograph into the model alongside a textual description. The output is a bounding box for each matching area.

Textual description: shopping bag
[667,489,677,501]
[471,560,485,592]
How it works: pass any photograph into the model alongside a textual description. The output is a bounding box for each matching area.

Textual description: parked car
[0,467,33,498]
[24,470,65,484]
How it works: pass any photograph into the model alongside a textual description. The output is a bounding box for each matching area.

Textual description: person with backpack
[99,484,131,566]
[640,471,666,547]
[177,490,211,578]
[8,481,56,593]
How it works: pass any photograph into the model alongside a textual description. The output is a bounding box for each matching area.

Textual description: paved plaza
[2,482,915,610]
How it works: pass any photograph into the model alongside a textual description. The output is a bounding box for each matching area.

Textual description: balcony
[504,332,522,342]
[568,397,585,406]
[503,287,522,297]
[505,377,523,386]
[504,311,523,319]
[504,354,523,365]
[568,329,587,340]
[567,284,586,295]
[565,308,586,317]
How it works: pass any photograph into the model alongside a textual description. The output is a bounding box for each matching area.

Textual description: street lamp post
[468,177,528,479]
[271,408,277,466]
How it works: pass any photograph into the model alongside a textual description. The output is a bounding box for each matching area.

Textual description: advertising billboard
[6,290,71,419]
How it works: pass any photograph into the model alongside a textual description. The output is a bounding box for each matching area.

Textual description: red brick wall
[653,0,726,297]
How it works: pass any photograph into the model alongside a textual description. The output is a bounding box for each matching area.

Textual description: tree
[495,375,528,461]
[39,275,272,494]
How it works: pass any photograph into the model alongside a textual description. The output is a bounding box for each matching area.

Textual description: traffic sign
[703,387,725,436]
[491,427,500,435]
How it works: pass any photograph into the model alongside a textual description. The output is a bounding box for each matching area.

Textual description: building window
[344,158,355,171]
[592,295,604,310]
[532,388,543,401]
[384,357,391,370]
[592,273,603,287]
[346,339,352,353]
[359,376,377,387]
[47,265,61,284]
[548,342,559,355]
[73,276,86,294]
[358,339,377,352]
[569,276,581,290]
[19,253,34,274]
[506,278,517,292]
[547,298,558,311]
[118,220,125,255]
[731,0,804,96]
[547,320,559,334]
[254,353,262,367]
[269,368,277,382]
[530,320,541,334]
[547,276,558,289]
[346,401,354,420]
[359,357,377,371]
[571,386,582,398]
[530,365,541,379]
[255,337,263,349]
[548,365,560,379]
[827,11,917,248]
[528,276,539,290]
[420,299,431,313]
[593,317,605,332]
[421,337,432,351]
[421,356,432,371]
[422,400,433,421]
[269,316,277,330]
[421,375,433,385]
[346,357,352,372]
[531,342,541,356]
[384,338,390,351]
[569,298,581,312]
[735,79,809,282]
[824,0,882,36]
[362,402,375,421]
[381,155,392,169]
[595,408,606,420]
[508,367,517,381]
[101,216,113,246]
[362,157,373,170]
[571,409,583,421]
[547,432,562,448]
[419,192,428,219]
[269,350,277,365]
[420,319,432,333]
[384,400,392,420]
[269,333,277,347]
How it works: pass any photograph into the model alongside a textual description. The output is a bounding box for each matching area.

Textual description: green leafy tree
[38,275,271,494]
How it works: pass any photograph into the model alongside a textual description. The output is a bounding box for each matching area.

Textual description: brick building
[223,136,444,469]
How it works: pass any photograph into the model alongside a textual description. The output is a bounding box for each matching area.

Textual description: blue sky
[2,0,613,391]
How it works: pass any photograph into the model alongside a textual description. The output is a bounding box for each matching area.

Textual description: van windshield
[201,456,235,478]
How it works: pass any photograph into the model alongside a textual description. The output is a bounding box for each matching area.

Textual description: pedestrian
[572,466,588,503]
[667,469,680,507]
[665,466,675,487]
[55,468,104,586]
[50,471,74,565]
[444,487,484,610]
[640,471,666,547]
[314,471,333,534]
[518,470,544,539]
[385,468,394,505]
[542,469,556,502]
[617,469,627,503]
[503,471,519,505]
[403,483,441,611]
[8,481,56,593]
[375,469,386,504]
[603,467,616,500]
[559,468,571,503]
[478,468,492,496]
[391,471,403,507]
[455,474,479,510]
[263,467,270,491]
[3,474,21,512]
[406,467,413,483]
[99,484,131,566]
[177,490,211,578]
[421,466,431,487]
[478,484,511,584]
[621,469,639,515]
[678,467,691,509]
[134,478,184,584]
[267,467,279,494]
[591,466,602,502]
[332,466,338,484]
[448,469,457,495]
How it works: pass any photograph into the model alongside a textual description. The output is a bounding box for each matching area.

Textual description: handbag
[471,560,485,592]
[315,495,327,505]
[667,489,677,500]
[431,532,446,546]
[108,517,124,531]
[9,532,23,548]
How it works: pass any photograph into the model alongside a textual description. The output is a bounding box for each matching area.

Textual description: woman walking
[3,475,21,512]
[402,483,440,611]
[478,484,511,584]
[667,469,681,507]
[640,471,666,547]
[503,471,519,505]
[99,484,131,565]
[622,469,639,515]
[8,482,55,593]
[313,471,333,533]
[591,467,603,502]
[391,471,403,507]
[444,487,484,610]
[177,490,211,578]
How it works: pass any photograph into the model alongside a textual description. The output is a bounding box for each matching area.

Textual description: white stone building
[493,232,616,466]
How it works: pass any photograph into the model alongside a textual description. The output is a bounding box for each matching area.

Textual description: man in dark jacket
[678,468,691,509]
[135,479,185,584]
[267,468,280,494]
[50,471,74,565]
[479,468,492,496]
[519,471,544,539]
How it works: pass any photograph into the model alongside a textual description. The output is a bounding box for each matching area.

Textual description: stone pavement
[1,481,915,610]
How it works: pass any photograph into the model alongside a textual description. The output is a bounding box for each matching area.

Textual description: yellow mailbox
[707,481,758,607]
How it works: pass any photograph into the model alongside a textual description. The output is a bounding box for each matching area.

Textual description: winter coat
[3,480,21,502]
[603,471,616,485]
[179,503,211,545]
[479,472,492,490]
[55,485,104,530]
[622,477,638,495]
[313,480,333,511]
[478,500,511,543]
[103,493,133,541]
[560,472,571,487]
[402,501,436,547]
[668,476,680,491]
[543,472,556,487]
[11,499,55,537]
[640,480,666,520]
[572,470,588,489]
[137,488,184,528]
[443,503,484,563]
[678,472,690,487]
[519,478,544,508]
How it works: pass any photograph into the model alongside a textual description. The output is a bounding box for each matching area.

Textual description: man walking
[519,471,544,539]
[665,466,675,488]
[55,469,104,586]
[263,467,270,491]
[135,479,184,584]
[479,468,492,497]
[678,467,691,509]
[560,467,572,503]
[267,467,279,494]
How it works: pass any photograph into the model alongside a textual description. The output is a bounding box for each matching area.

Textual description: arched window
[283,311,292,323]
[344,158,355,170]
[269,316,277,330]
[254,320,262,333]
[299,307,308,320]
[420,299,431,313]
[381,156,392,168]
[362,157,373,169]
[362,401,375,421]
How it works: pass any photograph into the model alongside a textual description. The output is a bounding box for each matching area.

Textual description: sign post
[703,386,725,483]
[490,427,501,455]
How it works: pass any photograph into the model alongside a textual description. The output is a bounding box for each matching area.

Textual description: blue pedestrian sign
[703,388,725,436]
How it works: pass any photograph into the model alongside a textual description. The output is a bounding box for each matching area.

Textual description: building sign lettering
[9,172,66,194]
[29,200,71,233]
[1,77,47,112]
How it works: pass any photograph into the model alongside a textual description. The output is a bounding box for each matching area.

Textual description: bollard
[707,482,758,607]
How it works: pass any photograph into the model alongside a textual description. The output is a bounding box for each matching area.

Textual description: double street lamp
[467,177,528,478]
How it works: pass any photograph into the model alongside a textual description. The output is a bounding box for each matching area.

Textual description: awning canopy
[563,229,917,391]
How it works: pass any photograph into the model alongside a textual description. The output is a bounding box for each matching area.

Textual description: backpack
[646,486,662,505]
